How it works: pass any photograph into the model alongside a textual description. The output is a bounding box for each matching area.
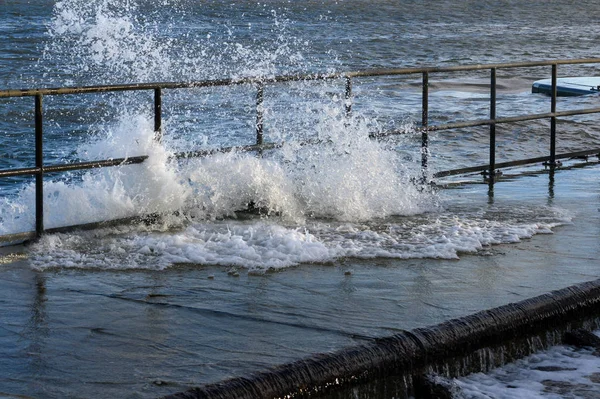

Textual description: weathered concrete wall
[163,279,600,399]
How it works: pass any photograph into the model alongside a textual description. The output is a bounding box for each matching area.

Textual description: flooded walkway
[1,164,599,399]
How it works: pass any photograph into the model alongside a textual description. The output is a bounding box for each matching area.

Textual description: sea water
[1,0,600,398]
[2,0,596,266]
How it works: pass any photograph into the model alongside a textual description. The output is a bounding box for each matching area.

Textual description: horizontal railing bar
[371,108,600,137]
[0,156,148,178]
[0,74,342,98]
[345,57,600,78]
[0,231,36,245]
[43,156,148,173]
[3,58,600,98]
[0,80,242,98]
[0,167,40,178]
[1,142,298,178]
[433,148,600,178]
[43,215,153,235]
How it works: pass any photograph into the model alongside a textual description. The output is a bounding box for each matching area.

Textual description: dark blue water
[3,0,600,175]
[2,1,600,397]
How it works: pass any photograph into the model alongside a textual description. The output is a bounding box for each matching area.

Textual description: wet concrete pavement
[1,164,599,398]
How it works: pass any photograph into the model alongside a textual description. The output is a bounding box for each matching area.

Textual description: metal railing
[2,58,600,242]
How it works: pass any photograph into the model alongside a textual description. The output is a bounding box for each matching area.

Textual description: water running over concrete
[1,164,599,398]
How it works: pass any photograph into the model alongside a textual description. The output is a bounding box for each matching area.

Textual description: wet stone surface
[0,166,599,398]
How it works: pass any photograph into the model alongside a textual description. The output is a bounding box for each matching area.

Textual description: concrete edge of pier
[162,278,600,399]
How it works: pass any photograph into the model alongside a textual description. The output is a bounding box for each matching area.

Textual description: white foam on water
[454,336,600,398]
[26,206,570,272]
[29,221,332,271]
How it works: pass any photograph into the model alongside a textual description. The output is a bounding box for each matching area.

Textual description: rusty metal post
[154,88,162,142]
[256,83,264,145]
[421,71,429,171]
[35,94,44,237]
[550,64,557,166]
[344,76,352,118]
[489,67,497,180]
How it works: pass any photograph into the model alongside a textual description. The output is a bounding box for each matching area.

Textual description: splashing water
[43,0,318,85]
[0,0,572,272]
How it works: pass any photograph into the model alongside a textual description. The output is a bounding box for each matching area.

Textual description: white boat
[532,77,600,96]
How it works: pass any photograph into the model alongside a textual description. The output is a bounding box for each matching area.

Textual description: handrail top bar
[3,58,600,98]
[0,73,342,98]
[345,57,600,78]
[0,156,149,178]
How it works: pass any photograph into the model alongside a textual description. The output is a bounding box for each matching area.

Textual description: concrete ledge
[163,279,600,399]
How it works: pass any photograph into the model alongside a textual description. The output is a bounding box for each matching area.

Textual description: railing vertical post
[489,67,497,180]
[344,76,352,118]
[421,71,429,171]
[35,94,44,238]
[256,83,264,146]
[154,88,162,142]
[550,63,557,166]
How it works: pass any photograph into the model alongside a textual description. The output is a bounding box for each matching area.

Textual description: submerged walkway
[1,164,599,398]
